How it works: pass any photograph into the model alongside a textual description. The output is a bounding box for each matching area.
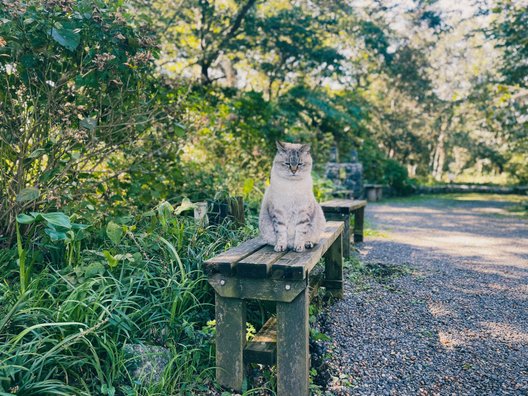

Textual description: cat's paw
[274,243,287,252]
[304,241,314,249]
[294,244,305,253]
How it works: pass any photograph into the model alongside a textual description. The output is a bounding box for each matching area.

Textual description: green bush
[0,0,159,242]
[382,159,415,195]
[0,201,257,394]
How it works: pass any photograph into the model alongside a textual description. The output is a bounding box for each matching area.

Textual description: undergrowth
[0,201,259,395]
[345,255,411,291]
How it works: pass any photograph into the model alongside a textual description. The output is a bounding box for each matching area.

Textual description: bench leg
[324,233,343,298]
[215,294,246,391]
[353,206,364,243]
[276,287,309,396]
[342,213,351,259]
[324,212,351,259]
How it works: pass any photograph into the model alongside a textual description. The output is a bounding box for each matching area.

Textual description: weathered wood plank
[237,245,286,278]
[320,199,367,213]
[271,221,344,280]
[215,294,246,391]
[244,317,277,365]
[277,286,309,396]
[353,206,365,243]
[324,211,351,259]
[204,237,266,276]
[208,273,307,302]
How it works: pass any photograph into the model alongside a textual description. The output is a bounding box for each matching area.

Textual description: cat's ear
[276,141,287,153]
[300,144,311,153]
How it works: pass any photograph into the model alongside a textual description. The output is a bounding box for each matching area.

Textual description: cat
[259,141,326,252]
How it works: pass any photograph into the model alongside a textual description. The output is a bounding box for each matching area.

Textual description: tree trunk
[431,131,445,181]
[430,108,454,181]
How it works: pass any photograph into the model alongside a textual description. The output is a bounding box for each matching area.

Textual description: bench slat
[204,237,266,275]
[271,221,344,280]
[244,317,277,365]
[320,199,367,213]
[209,274,306,302]
[237,245,286,278]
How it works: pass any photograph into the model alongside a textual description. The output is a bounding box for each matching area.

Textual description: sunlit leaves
[106,221,124,245]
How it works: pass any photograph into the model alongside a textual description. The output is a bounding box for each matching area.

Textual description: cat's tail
[310,204,326,244]
[259,206,276,246]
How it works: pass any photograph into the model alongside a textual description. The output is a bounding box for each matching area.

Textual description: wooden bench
[321,199,367,259]
[204,221,344,396]
[364,184,383,201]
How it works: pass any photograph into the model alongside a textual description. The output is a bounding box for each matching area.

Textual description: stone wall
[325,161,364,199]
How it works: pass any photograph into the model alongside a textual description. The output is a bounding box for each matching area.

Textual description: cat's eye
[283,162,290,166]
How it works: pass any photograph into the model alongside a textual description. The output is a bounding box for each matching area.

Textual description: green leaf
[174,198,195,215]
[16,214,36,224]
[242,178,255,196]
[80,117,97,131]
[157,200,173,216]
[114,253,134,262]
[28,148,46,158]
[40,212,71,229]
[102,250,118,268]
[84,262,105,278]
[16,187,40,202]
[44,227,68,241]
[50,25,80,51]
[71,223,90,231]
[106,221,124,245]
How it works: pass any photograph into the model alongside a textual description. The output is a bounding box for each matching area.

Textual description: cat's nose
[290,166,298,174]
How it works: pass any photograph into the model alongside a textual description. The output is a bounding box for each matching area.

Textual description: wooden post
[215,294,246,391]
[276,287,309,396]
[366,187,377,202]
[228,196,245,227]
[324,233,343,298]
[353,206,364,243]
[323,212,351,259]
[194,202,209,227]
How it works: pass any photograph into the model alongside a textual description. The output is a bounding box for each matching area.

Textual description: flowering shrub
[0,0,159,241]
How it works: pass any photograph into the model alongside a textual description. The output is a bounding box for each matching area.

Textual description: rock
[123,344,171,384]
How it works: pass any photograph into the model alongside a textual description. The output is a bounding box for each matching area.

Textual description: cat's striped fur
[259,141,326,252]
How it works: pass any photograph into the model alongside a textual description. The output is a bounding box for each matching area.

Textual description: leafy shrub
[383,159,415,195]
[505,152,528,184]
[0,0,159,242]
[0,201,257,394]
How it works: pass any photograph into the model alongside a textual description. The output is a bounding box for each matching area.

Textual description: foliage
[1,0,527,394]
[492,1,528,88]
[1,201,258,394]
[382,159,415,196]
[0,0,160,242]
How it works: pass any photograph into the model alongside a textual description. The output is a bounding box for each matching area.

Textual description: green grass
[375,193,528,218]
[345,255,411,292]
[0,203,263,395]
[1,202,354,395]
[382,192,526,204]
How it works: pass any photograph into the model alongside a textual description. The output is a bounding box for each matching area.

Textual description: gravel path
[320,196,528,396]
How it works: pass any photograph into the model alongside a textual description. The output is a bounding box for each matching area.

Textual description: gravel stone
[319,197,528,396]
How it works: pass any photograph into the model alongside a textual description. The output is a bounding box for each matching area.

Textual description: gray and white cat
[259,141,326,252]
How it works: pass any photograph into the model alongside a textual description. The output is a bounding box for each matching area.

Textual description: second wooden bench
[321,198,367,258]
